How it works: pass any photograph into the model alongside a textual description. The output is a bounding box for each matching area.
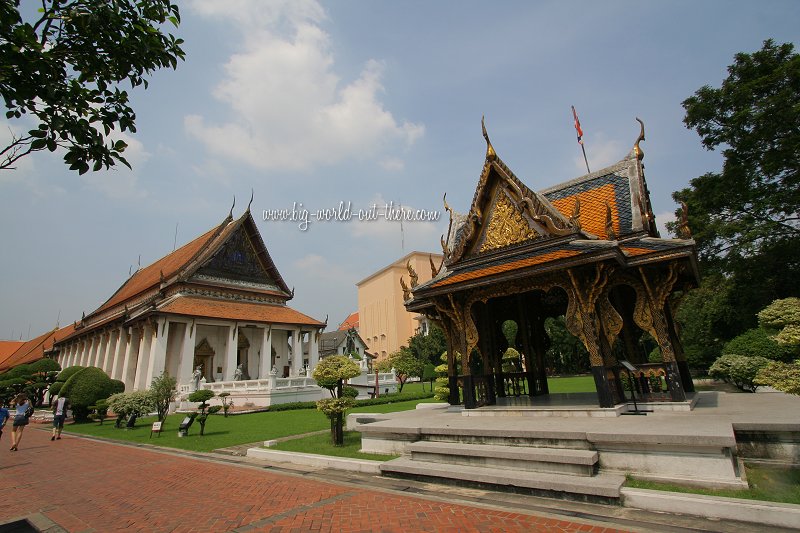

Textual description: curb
[621,487,800,529]
[246,447,383,474]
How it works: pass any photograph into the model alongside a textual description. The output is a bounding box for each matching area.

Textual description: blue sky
[1,1,798,340]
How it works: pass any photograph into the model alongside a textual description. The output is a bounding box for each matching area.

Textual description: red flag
[571,106,584,145]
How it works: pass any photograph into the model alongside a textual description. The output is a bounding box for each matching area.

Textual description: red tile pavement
[0,428,632,533]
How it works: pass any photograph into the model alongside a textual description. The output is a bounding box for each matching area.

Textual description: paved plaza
[0,427,634,533]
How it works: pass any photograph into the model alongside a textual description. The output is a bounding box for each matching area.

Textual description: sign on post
[150,421,162,438]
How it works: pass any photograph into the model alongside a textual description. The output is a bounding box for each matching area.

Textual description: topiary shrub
[709,353,770,392]
[723,328,795,362]
[63,367,116,421]
[756,360,800,395]
[187,389,216,436]
[55,365,85,383]
[313,355,360,445]
[110,380,125,394]
[48,381,63,397]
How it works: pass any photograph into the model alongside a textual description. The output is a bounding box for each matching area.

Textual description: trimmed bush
[107,390,155,428]
[709,353,770,392]
[56,365,85,383]
[63,367,117,421]
[723,328,796,362]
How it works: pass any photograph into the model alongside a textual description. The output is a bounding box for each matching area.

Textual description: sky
[1,0,798,340]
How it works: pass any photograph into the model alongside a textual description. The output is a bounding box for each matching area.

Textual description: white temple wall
[272,329,290,377]
[195,324,228,381]
[164,321,185,379]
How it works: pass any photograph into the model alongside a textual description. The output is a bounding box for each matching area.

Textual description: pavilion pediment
[447,158,578,264]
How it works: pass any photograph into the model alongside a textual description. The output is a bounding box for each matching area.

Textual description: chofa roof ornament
[481,115,496,162]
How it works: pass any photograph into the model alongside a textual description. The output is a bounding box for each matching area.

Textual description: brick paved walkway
[0,428,631,533]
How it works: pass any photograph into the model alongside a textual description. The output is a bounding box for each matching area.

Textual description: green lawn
[272,430,398,461]
[626,462,800,505]
[63,398,430,453]
[546,375,596,393]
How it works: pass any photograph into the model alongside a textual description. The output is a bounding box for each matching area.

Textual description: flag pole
[572,106,590,174]
[580,141,590,174]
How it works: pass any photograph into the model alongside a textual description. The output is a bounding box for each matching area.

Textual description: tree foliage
[107,390,154,427]
[376,347,424,393]
[544,316,590,375]
[756,360,800,395]
[312,356,360,445]
[0,0,185,173]
[722,327,797,362]
[408,324,447,366]
[187,389,218,436]
[149,372,176,422]
[758,297,800,346]
[671,39,800,339]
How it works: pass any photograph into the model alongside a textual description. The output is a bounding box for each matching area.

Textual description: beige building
[357,251,443,360]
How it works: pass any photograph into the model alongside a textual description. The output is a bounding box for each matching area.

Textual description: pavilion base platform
[357,392,783,501]
[461,392,699,418]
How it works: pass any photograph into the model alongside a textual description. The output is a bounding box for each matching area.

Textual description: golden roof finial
[605,201,617,241]
[481,115,496,162]
[634,117,645,161]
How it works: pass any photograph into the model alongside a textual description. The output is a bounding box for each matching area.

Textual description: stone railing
[180,376,318,395]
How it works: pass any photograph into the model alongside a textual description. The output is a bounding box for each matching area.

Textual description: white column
[66,343,77,367]
[134,324,153,390]
[308,328,320,374]
[110,327,126,380]
[224,324,238,380]
[121,327,140,392]
[96,332,106,369]
[83,335,97,366]
[291,328,302,376]
[178,320,196,387]
[258,326,272,378]
[101,331,115,374]
[145,317,169,386]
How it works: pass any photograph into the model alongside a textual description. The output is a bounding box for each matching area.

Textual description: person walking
[51,395,69,441]
[0,399,9,442]
[10,393,32,451]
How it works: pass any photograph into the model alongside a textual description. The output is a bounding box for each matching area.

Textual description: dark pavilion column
[440,316,460,406]
[489,300,505,398]
[665,300,695,393]
[566,266,615,408]
[477,303,496,405]
[518,293,546,396]
[636,266,687,402]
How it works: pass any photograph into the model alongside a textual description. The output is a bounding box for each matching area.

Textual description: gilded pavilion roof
[409,120,697,301]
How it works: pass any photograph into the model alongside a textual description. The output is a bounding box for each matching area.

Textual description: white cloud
[349,193,444,252]
[185,0,423,172]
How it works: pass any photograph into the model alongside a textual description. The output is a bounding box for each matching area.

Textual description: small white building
[53,208,327,407]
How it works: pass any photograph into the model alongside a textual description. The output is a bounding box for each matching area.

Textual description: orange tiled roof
[0,340,25,370]
[549,183,619,240]
[0,323,76,372]
[433,249,581,288]
[338,312,359,331]
[93,226,220,315]
[159,296,325,327]
[620,246,655,257]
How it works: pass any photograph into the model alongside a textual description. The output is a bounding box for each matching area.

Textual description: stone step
[408,441,598,477]
[380,457,625,500]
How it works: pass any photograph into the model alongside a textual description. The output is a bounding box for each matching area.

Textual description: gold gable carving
[480,194,538,252]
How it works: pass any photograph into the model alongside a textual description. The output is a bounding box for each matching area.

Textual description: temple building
[406,120,699,409]
[51,207,327,405]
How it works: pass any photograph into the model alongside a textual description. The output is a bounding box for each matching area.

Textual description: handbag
[24,404,34,418]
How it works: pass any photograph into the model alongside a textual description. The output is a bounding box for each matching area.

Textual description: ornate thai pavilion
[51,207,326,404]
[405,120,699,408]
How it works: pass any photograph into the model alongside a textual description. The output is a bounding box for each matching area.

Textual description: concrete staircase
[380,438,626,502]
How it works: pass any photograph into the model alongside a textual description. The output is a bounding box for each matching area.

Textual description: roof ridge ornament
[246,189,254,213]
[634,117,645,161]
[678,201,692,239]
[481,115,497,162]
[605,201,617,241]
[228,196,236,219]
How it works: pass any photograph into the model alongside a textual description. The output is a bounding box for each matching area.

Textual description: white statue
[234,363,244,381]
[270,366,278,375]
[192,366,202,391]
